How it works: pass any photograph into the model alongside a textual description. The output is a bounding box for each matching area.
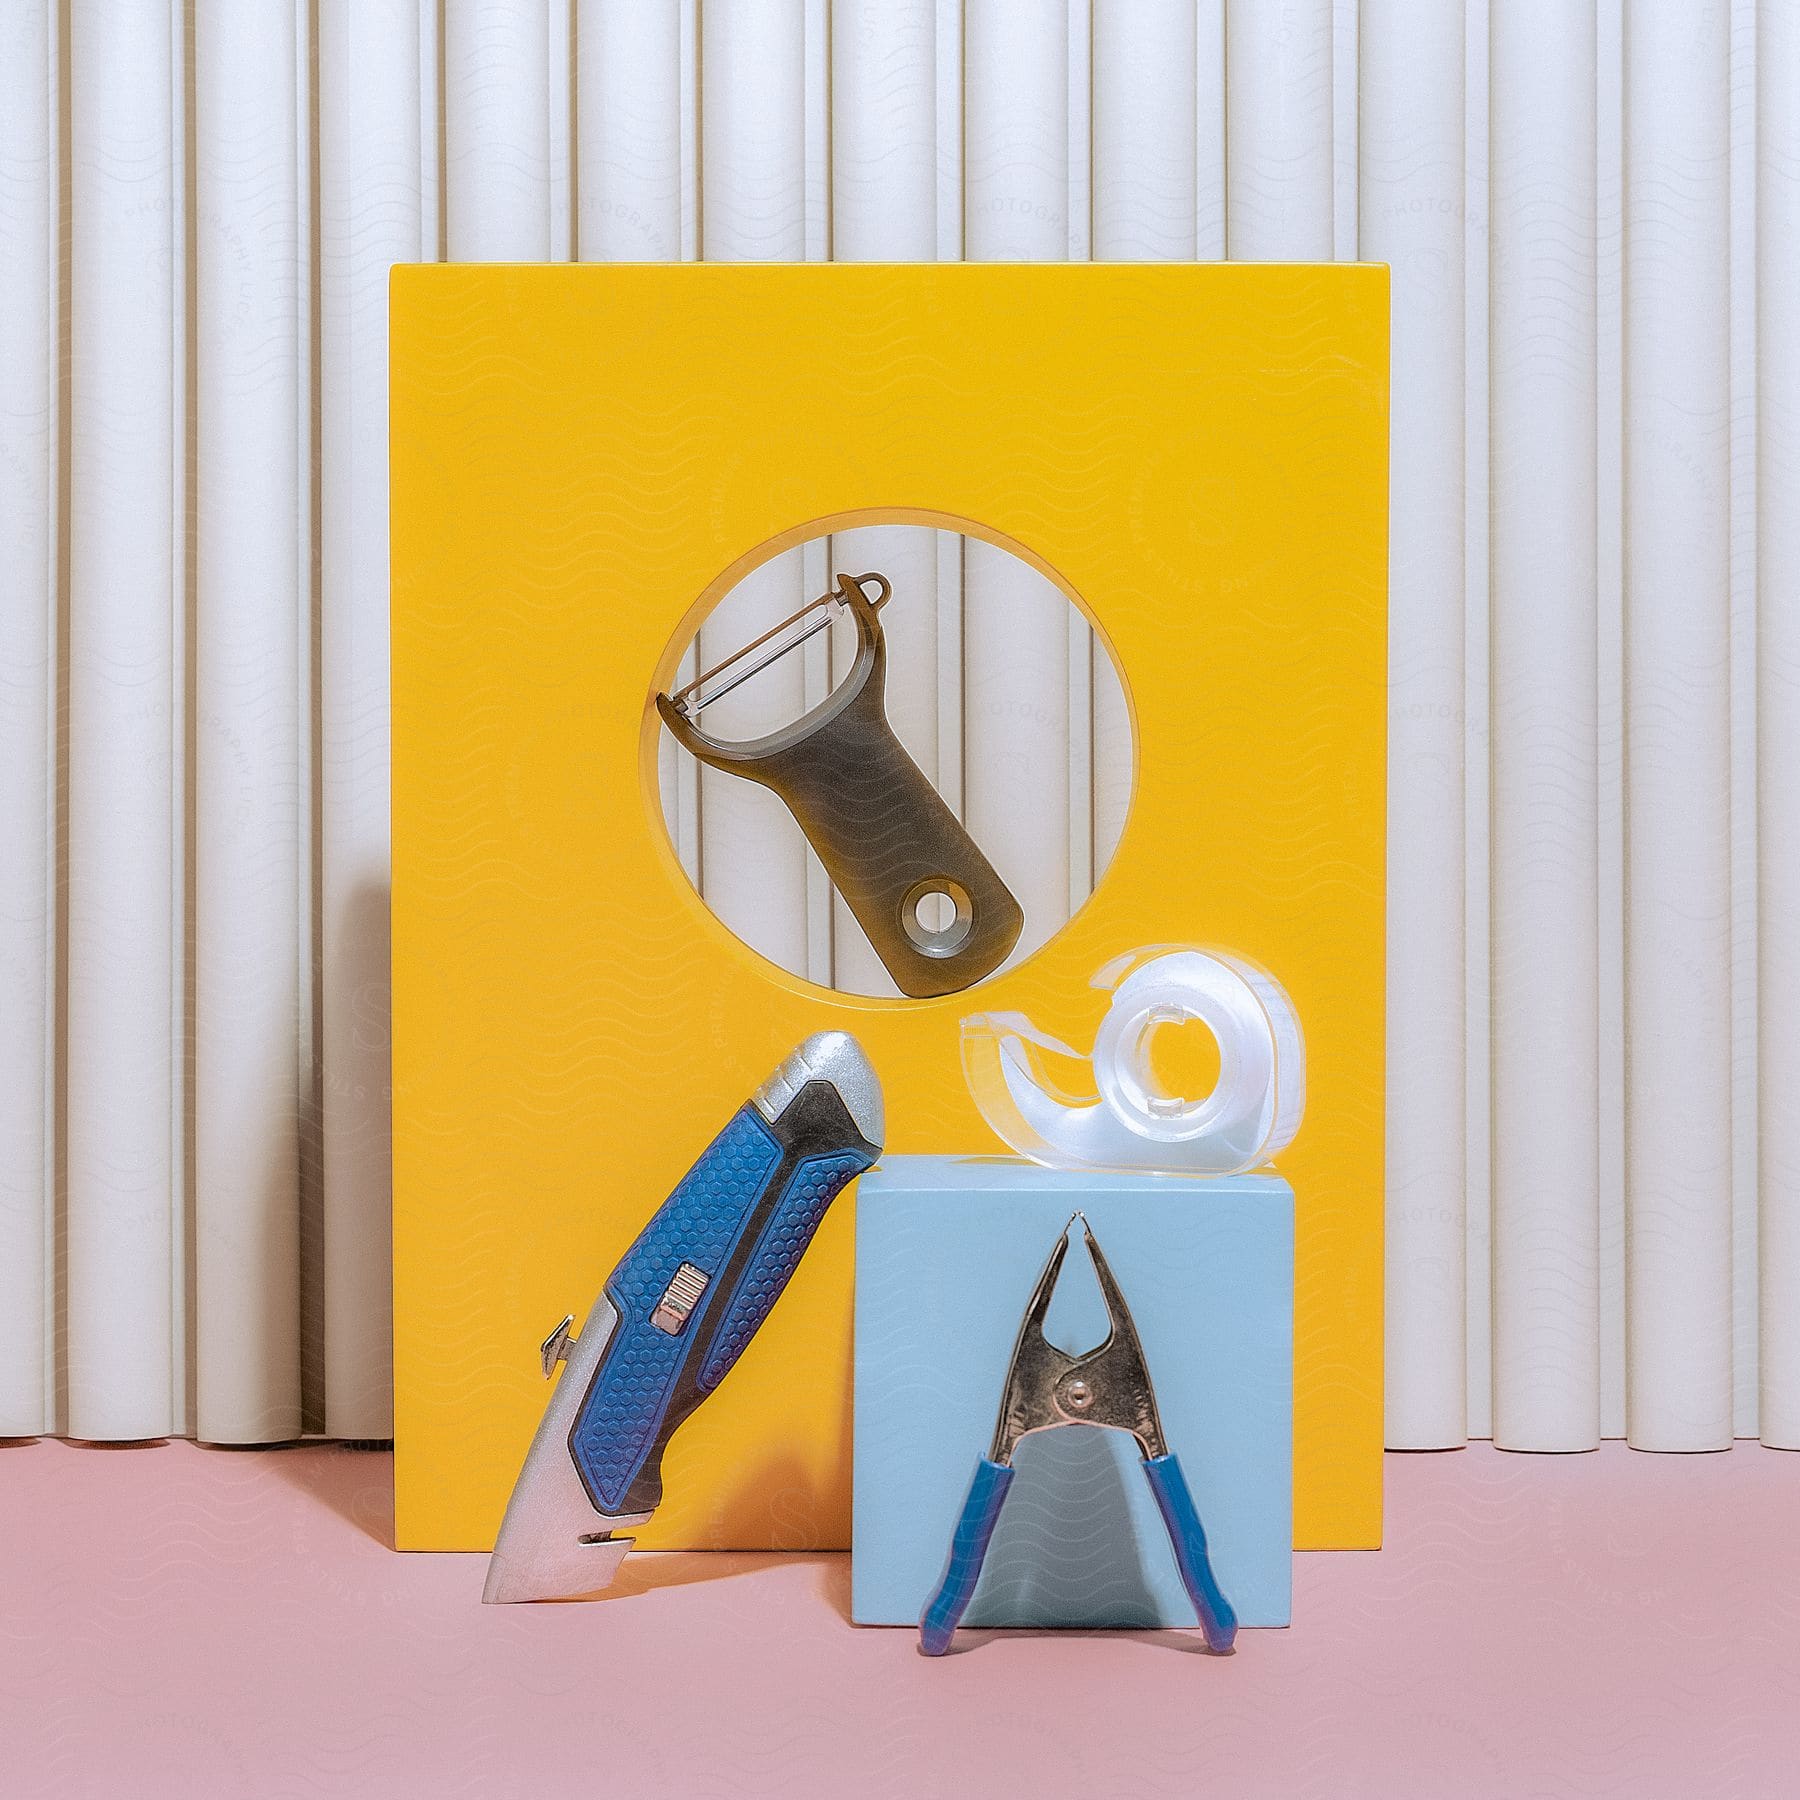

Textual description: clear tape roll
[961,947,1305,1176]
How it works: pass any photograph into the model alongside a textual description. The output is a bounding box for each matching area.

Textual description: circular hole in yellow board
[651,517,1135,1000]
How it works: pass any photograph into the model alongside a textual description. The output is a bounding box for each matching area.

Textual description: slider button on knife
[650,1262,710,1335]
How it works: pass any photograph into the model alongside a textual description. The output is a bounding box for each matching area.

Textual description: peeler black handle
[657,577,1024,998]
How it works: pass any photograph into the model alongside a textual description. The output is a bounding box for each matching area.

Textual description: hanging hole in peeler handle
[900,879,974,958]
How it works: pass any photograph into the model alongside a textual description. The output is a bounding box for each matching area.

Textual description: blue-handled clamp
[918,1214,1238,1657]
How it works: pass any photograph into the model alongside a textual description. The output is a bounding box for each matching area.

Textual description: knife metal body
[483,1031,883,1603]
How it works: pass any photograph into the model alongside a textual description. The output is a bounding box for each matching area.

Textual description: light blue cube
[852,1156,1293,1630]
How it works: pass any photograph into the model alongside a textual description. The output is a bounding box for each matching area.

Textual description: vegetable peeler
[483,1032,883,1603]
[917,1213,1238,1656]
[656,570,1024,998]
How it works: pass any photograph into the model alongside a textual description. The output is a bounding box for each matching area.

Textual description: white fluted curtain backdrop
[2,0,1796,1454]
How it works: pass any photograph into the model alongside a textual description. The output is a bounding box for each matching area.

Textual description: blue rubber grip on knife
[699,1148,868,1390]
[567,1105,869,1516]
[1142,1451,1238,1652]
[919,1458,1014,1656]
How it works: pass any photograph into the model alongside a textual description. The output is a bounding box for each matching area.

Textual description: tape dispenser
[961,946,1305,1176]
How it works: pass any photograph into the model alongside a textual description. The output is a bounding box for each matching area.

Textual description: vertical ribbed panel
[1362,0,1468,1450]
[319,0,424,1438]
[1225,0,1335,260]
[1333,0,1359,258]
[548,0,572,261]
[1197,2,1226,259]
[1093,1,1195,265]
[576,4,683,258]
[193,0,305,1443]
[694,0,813,978]
[1622,0,1734,1452]
[443,0,552,261]
[17,0,1800,1453]
[1727,0,1759,1444]
[0,0,57,1439]
[962,0,1072,963]
[1487,0,1600,1452]
[1460,0,1494,1443]
[66,0,183,1440]
[1759,0,1800,1449]
[1593,0,1628,1449]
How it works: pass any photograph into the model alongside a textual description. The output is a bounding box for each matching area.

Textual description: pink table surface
[3,1436,1796,1798]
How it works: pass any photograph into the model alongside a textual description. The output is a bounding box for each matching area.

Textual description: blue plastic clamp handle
[918,1457,1015,1656]
[1142,1451,1238,1653]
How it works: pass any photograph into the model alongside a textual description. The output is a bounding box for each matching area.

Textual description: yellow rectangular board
[390,263,1388,1550]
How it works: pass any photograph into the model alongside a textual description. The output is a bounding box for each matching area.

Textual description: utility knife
[482,1031,884,1603]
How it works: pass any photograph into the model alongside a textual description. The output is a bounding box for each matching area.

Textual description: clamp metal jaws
[919,1214,1238,1657]
[987,1214,1168,1465]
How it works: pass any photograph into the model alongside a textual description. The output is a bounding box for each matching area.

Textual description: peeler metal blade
[667,574,887,721]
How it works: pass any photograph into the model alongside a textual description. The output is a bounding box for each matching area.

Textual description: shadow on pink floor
[5,1438,1797,1797]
